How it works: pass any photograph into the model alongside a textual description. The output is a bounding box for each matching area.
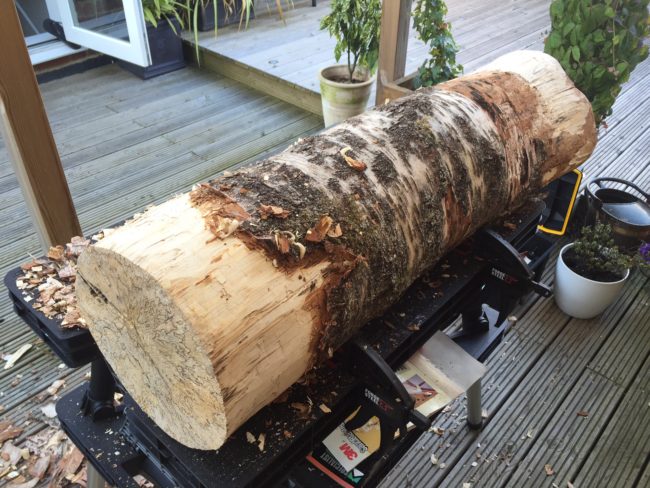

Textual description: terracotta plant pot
[554,243,629,319]
[319,65,374,127]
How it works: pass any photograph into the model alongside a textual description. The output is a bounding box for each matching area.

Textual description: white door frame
[56,0,151,66]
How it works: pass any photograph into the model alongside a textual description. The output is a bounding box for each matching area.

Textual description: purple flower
[640,242,650,264]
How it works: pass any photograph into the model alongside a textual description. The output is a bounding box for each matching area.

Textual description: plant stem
[347,47,353,82]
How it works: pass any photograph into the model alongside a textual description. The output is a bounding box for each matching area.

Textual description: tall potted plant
[319,0,382,127]
[554,223,640,319]
[120,0,186,79]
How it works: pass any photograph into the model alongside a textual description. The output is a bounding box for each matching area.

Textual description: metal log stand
[4,172,582,488]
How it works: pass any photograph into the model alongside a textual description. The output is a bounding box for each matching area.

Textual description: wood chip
[1,442,22,466]
[544,464,555,476]
[0,422,23,443]
[245,432,256,444]
[47,246,65,262]
[257,433,266,452]
[340,147,367,171]
[577,410,589,417]
[46,379,65,397]
[3,344,32,370]
[274,233,292,254]
[9,479,39,488]
[305,216,333,243]
[28,454,50,479]
[430,426,445,436]
[319,404,331,414]
[430,453,438,465]
[40,403,57,419]
[259,204,290,220]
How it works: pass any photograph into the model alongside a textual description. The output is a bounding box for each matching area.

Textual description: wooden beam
[0,0,81,251]
[376,0,413,105]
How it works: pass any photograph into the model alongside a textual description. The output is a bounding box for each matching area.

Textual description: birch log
[76,51,597,450]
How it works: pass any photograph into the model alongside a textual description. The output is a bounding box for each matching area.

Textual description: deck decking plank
[504,284,649,487]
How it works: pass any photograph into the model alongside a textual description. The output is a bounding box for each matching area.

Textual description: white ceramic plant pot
[319,65,375,127]
[554,243,629,319]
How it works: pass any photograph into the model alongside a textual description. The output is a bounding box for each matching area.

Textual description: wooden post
[375,0,413,105]
[0,0,81,251]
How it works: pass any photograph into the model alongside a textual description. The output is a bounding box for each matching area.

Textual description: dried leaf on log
[327,224,343,238]
[305,216,333,243]
[259,204,290,220]
[340,147,367,172]
[0,422,23,443]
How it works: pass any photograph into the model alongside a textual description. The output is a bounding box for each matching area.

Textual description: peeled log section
[76,51,597,450]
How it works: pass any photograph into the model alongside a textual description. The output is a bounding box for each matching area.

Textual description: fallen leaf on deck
[0,422,23,443]
[246,432,256,444]
[526,428,536,438]
[340,147,367,172]
[258,433,266,452]
[430,426,445,436]
[3,344,32,370]
[430,453,438,465]
[463,483,472,488]
[283,430,293,439]
[544,464,555,476]
[306,216,333,243]
[259,204,290,220]
[577,410,589,417]
[567,482,574,488]
[40,403,57,419]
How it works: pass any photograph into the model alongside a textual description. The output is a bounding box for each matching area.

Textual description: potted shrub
[120,0,186,79]
[319,0,382,127]
[545,0,649,125]
[411,0,462,88]
[555,223,635,319]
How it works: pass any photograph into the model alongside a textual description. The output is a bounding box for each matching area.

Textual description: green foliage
[412,0,463,88]
[320,0,382,82]
[142,0,185,29]
[565,223,638,280]
[544,0,649,124]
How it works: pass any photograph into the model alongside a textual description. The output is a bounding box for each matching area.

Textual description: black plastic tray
[3,267,99,367]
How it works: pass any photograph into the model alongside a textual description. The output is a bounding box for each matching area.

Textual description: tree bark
[76,51,597,450]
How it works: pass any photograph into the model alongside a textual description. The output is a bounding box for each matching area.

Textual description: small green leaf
[572,46,581,61]
[604,6,615,18]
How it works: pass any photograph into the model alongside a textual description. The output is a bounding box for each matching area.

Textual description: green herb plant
[564,223,639,282]
[142,0,185,31]
[320,0,382,83]
[545,0,649,124]
[412,0,463,88]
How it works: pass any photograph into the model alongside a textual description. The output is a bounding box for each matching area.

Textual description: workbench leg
[86,464,107,488]
[466,379,483,430]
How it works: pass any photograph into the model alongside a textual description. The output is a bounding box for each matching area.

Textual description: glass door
[56,0,151,66]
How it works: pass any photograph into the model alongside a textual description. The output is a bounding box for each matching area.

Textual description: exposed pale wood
[376,0,413,103]
[0,0,80,250]
[75,52,596,450]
